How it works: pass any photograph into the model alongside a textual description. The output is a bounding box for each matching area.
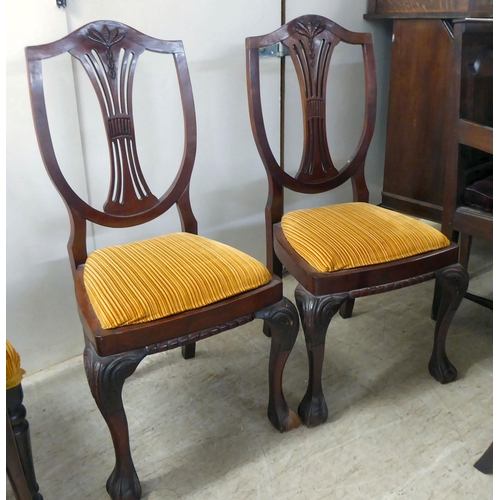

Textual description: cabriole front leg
[295,286,348,428]
[256,298,301,432]
[428,263,469,384]
[84,341,147,500]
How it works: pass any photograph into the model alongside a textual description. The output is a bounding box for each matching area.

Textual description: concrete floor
[7,239,493,499]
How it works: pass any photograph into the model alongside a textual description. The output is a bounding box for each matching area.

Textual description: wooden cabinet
[366,0,493,18]
[441,19,492,256]
[365,1,492,222]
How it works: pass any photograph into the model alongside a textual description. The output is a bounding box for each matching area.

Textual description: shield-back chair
[246,15,469,428]
[26,20,300,500]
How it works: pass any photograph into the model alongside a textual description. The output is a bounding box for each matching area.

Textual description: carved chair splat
[246,15,468,427]
[26,21,300,500]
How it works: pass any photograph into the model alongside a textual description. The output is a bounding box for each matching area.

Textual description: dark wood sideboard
[365,0,493,222]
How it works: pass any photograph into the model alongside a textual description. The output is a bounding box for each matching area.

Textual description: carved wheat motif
[87,26,125,79]
[290,27,336,180]
[294,20,326,66]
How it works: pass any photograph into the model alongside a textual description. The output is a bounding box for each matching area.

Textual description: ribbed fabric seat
[281,202,450,272]
[6,340,25,390]
[84,232,272,329]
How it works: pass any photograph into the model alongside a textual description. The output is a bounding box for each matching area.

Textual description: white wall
[6,2,89,375]
[6,0,392,374]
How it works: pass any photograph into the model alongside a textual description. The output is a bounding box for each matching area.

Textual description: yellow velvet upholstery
[281,202,450,272]
[6,341,25,390]
[84,232,272,329]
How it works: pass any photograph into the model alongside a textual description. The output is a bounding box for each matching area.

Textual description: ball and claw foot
[268,405,301,433]
[106,465,142,500]
[428,353,458,384]
[298,392,328,428]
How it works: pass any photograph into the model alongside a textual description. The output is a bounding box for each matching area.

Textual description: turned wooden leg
[6,384,43,500]
[84,341,147,500]
[181,343,196,360]
[295,286,349,427]
[428,263,468,384]
[255,298,301,432]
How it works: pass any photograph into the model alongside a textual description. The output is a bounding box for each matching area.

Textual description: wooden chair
[26,21,300,500]
[441,19,493,310]
[246,15,469,428]
[6,341,43,500]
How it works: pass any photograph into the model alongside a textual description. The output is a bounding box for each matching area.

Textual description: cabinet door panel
[382,19,453,221]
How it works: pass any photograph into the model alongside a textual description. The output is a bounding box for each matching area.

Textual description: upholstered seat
[85,232,272,329]
[6,341,25,391]
[463,175,493,213]
[282,203,450,272]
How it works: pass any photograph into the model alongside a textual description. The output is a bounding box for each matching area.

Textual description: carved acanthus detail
[87,26,125,79]
[83,342,147,416]
[294,20,326,66]
[295,286,348,348]
[255,297,299,352]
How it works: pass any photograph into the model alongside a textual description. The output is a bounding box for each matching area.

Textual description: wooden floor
[7,239,493,500]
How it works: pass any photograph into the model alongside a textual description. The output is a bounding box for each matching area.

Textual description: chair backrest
[246,15,377,270]
[26,20,197,272]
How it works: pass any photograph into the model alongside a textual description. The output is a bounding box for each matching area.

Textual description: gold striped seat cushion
[6,340,25,390]
[281,202,450,272]
[83,232,272,329]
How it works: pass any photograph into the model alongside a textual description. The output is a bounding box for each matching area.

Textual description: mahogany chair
[246,15,469,428]
[26,21,300,500]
